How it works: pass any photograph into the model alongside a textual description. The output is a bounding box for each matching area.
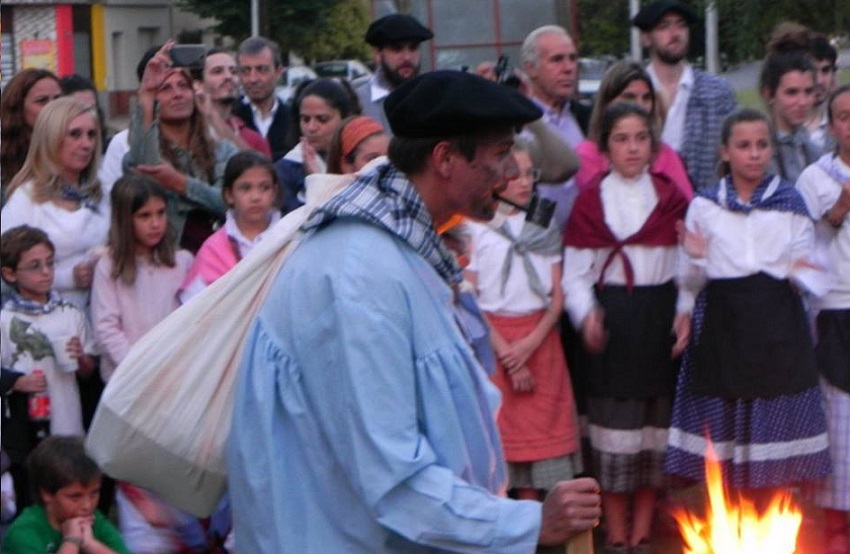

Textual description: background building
[1,0,219,118]
[371,0,575,72]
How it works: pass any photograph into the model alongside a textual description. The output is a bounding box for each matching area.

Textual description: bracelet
[61,536,84,549]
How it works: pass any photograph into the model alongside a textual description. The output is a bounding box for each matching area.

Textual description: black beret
[384,70,543,139]
[632,0,698,31]
[365,14,434,47]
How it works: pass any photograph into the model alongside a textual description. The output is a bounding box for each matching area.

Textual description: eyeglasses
[16,259,55,273]
[514,168,542,182]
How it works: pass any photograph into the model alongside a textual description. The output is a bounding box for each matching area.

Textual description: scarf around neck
[489,214,562,301]
[701,174,810,217]
[302,161,463,286]
[816,152,850,185]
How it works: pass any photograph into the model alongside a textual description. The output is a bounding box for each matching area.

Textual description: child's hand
[671,313,691,358]
[677,220,708,259]
[73,262,94,289]
[500,336,537,371]
[581,308,607,354]
[12,372,47,394]
[66,336,83,360]
[60,515,89,542]
[510,366,535,393]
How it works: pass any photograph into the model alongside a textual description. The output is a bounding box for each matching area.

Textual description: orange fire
[672,441,803,554]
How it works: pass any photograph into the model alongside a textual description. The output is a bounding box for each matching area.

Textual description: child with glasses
[1,225,96,512]
[465,139,580,503]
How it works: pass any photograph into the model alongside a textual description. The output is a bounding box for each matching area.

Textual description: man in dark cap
[634,0,736,191]
[355,13,434,134]
[228,70,602,553]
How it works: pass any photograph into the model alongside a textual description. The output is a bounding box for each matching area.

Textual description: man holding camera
[355,14,434,135]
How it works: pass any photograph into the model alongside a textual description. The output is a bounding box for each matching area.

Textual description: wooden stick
[565,529,594,554]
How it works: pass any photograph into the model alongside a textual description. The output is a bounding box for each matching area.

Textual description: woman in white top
[1,97,109,313]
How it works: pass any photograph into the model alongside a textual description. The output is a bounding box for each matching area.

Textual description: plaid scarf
[303,162,462,286]
[3,290,65,316]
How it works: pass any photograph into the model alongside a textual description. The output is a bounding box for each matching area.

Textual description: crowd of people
[0,0,848,553]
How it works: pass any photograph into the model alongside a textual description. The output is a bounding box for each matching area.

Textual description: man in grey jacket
[634,0,737,190]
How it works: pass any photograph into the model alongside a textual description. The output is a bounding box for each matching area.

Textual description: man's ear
[640,32,652,50]
[432,140,455,180]
[0,267,17,285]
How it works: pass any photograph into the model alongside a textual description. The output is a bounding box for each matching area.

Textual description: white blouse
[562,171,690,328]
[467,212,561,315]
[796,158,850,310]
[679,194,816,295]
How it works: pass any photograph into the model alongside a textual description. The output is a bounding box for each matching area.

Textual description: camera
[169,44,206,69]
[493,55,522,89]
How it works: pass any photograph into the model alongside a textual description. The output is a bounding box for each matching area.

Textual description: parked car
[312,59,373,87]
[577,57,614,105]
[275,65,318,103]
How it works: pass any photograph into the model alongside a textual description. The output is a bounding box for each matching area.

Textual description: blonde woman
[1,97,109,312]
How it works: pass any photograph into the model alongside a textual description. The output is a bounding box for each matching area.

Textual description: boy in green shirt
[1,436,128,554]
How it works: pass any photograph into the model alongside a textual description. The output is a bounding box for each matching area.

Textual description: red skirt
[488,310,580,462]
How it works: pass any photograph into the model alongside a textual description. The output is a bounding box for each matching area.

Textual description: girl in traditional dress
[562,102,690,554]
[665,108,831,500]
[179,150,280,303]
[796,85,850,554]
[465,140,580,502]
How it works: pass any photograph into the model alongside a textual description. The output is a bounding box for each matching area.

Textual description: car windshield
[314,62,349,78]
[579,59,609,80]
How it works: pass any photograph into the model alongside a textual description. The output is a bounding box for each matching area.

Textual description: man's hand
[538,478,602,546]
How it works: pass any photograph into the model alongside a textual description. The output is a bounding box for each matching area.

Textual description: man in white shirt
[354,14,433,134]
[233,37,293,161]
[806,34,839,152]
[520,25,590,231]
[633,0,737,191]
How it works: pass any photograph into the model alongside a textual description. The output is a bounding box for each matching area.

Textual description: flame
[672,441,803,554]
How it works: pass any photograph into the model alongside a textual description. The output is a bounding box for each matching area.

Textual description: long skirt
[665,282,832,489]
[588,396,672,493]
[488,311,579,466]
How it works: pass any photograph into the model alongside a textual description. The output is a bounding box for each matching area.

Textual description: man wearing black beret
[355,13,434,134]
[634,0,737,191]
[228,70,602,552]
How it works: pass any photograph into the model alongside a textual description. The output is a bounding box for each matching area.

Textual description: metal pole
[251,0,260,37]
[630,0,641,61]
[706,2,719,73]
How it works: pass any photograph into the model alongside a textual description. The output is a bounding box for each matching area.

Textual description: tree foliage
[176,0,371,63]
[577,0,850,64]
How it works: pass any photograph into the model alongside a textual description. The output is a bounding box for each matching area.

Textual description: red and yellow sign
[20,39,55,71]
